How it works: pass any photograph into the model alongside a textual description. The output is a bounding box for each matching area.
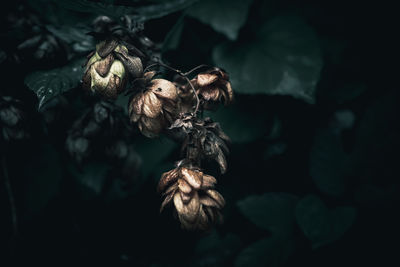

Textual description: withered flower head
[157,165,225,230]
[128,72,179,138]
[82,39,143,99]
[190,67,234,107]
[170,116,230,174]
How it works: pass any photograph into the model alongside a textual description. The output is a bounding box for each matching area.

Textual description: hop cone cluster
[158,166,225,230]
[79,17,234,230]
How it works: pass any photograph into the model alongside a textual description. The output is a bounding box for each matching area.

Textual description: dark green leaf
[187,0,254,40]
[195,230,241,266]
[46,24,94,53]
[25,144,62,215]
[213,15,322,103]
[55,0,198,21]
[295,195,356,249]
[309,128,349,197]
[235,237,294,267]
[134,136,177,178]
[25,58,85,109]
[205,97,270,143]
[237,193,298,238]
[162,15,185,52]
[69,162,111,195]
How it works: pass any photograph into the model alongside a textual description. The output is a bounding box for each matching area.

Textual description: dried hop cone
[157,166,225,230]
[82,39,143,99]
[129,72,178,138]
[191,67,234,106]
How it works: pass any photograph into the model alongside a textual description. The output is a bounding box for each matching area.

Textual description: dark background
[1,0,399,266]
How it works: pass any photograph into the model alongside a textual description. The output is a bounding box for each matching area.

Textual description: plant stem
[2,154,18,236]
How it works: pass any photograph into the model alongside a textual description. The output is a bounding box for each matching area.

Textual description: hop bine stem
[1,154,18,236]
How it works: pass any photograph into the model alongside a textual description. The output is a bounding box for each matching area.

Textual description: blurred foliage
[1,0,399,266]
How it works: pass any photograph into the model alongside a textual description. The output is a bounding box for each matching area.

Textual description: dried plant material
[158,166,225,230]
[170,115,230,174]
[187,67,234,107]
[82,40,143,99]
[128,72,179,138]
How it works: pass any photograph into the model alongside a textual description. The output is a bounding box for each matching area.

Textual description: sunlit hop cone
[129,72,178,138]
[82,39,143,99]
[157,165,225,230]
[190,67,234,106]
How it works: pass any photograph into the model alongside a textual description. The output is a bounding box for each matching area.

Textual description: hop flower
[128,72,178,138]
[190,67,234,106]
[82,39,143,99]
[169,116,230,174]
[157,165,225,230]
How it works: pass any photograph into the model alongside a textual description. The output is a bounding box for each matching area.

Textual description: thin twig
[182,64,209,76]
[1,154,18,235]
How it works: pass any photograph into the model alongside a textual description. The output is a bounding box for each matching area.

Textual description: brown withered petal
[129,94,144,116]
[160,189,176,212]
[114,51,143,78]
[82,69,92,92]
[204,206,216,223]
[138,116,164,138]
[129,112,141,123]
[173,192,184,216]
[196,73,218,87]
[180,191,192,204]
[178,214,195,230]
[199,195,221,209]
[178,178,192,194]
[150,79,178,100]
[142,93,162,118]
[93,54,114,77]
[95,75,122,99]
[180,168,202,189]
[206,189,225,208]
[163,182,178,196]
[143,71,156,81]
[224,82,234,104]
[97,39,118,58]
[173,191,200,223]
[201,174,217,189]
[158,169,179,192]
[197,206,209,230]
[216,152,227,174]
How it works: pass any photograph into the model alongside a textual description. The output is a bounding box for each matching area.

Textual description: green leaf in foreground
[206,102,269,143]
[235,237,294,267]
[25,58,85,109]
[295,195,356,249]
[213,15,322,103]
[187,0,254,40]
[310,128,350,197]
[237,193,298,238]
[55,0,198,21]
